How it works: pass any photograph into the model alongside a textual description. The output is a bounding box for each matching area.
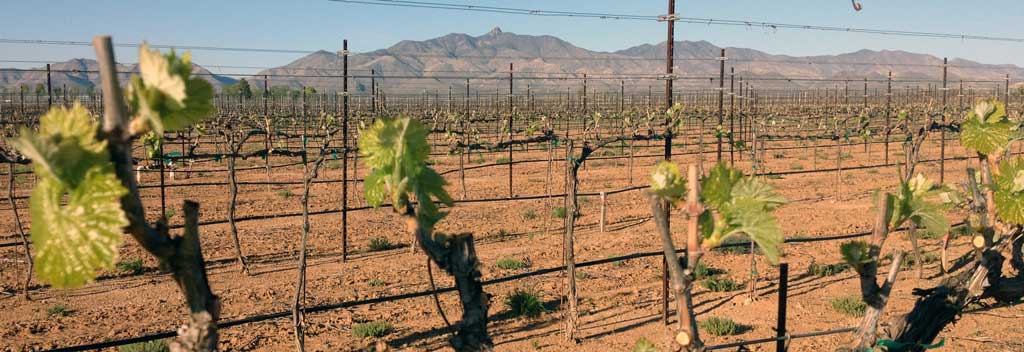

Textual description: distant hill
[0,58,236,93]
[3,27,1021,94]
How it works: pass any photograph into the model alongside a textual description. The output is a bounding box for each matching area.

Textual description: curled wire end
[851,0,863,11]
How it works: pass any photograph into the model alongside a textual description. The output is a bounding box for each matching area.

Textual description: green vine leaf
[890,174,950,237]
[10,104,129,289]
[648,161,686,203]
[127,43,214,136]
[699,163,787,264]
[960,99,1012,156]
[700,163,743,209]
[994,158,1024,224]
[359,117,452,229]
[840,241,873,267]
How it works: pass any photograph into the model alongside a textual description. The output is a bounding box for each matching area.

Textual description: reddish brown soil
[1,133,1022,351]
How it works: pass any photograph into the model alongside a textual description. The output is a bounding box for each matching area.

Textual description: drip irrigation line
[42,228,877,352]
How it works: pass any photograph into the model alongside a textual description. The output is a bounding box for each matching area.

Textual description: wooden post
[940,58,947,184]
[599,192,607,233]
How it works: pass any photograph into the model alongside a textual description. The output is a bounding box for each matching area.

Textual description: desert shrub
[551,207,567,219]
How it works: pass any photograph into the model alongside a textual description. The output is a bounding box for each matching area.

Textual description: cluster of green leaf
[993,158,1024,224]
[11,104,129,289]
[699,164,787,263]
[127,43,213,136]
[960,99,1015,156]
[888,174,954,237]
[9,45,213,289]
[360,118,453,231]
[648,162,787,264]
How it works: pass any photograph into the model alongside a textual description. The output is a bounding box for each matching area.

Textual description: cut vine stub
[972,235,986,249]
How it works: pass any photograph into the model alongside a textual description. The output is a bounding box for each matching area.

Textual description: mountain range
[3,27,1022,94]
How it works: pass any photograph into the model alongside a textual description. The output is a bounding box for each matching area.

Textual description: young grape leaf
[840,241,873,267]
[648,161,686,203]
[10,104,129,289]
[718,197,783,263]
[700,163,743,209]
[698,163,787,264]
[127,44,214,136]
[359,117,452,229]
[994,158,1024,224]
[960,100,1012,156]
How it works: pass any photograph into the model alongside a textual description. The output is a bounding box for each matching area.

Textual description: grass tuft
[701,277,743,292]
[699,316,741,336]
[505,289,548,318]
[830,295,867,317]
[352,320,392,338]
[47,303,71,318]
[693,262,723,280]
[495,257,530,270]
[632,337,659,352]
[368,236,394,251]
[551,207,567,219]
[118,340,169,352]
[117,258,146,275]
[807,262,849,277]
[522,209,538,220]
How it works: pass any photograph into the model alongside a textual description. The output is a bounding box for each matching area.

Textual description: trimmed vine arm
[93,36,220,352]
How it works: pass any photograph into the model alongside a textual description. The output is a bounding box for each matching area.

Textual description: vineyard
[3,5,1024,352]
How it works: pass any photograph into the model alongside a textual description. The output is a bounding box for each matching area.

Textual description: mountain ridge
[2,28,1021,93]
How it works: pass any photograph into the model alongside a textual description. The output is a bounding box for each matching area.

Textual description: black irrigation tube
[43,228,875,352]
[0,146,990,244]
[0,185,647,247]
[704,327,857,351]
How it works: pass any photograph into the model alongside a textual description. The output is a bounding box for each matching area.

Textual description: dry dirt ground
[1,131,1023,351]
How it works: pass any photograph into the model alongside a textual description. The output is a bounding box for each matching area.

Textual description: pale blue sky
[1,0,1022,72]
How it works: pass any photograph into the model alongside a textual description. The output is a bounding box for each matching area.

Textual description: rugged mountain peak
[487,26,503,36]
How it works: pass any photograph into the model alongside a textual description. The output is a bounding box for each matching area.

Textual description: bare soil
[1,132,1022,351]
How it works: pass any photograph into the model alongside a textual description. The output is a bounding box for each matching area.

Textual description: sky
[1,0,1022,74]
